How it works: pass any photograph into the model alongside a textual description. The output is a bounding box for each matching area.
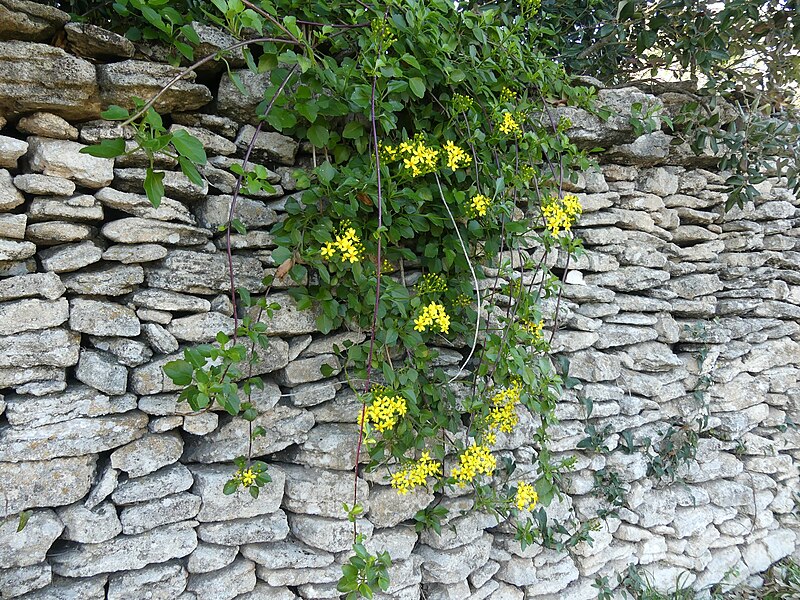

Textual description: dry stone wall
[0,3,799,599]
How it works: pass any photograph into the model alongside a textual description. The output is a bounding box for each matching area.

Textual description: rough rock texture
[0,33,796,600]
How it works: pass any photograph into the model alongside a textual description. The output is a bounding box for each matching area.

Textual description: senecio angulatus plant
[80,0,603,595]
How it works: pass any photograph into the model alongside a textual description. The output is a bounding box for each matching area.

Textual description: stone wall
[0,3,799,599]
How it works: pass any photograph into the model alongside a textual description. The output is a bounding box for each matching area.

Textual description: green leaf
[171,129,207,164]
[101,105,130,120]
[308,124,330,147]
[17,510,31,532]
[163,359,194,386]
[342,121,365,139]
[144,168,165,208]
[315,161,337,185]
[79,137,126,158]
[408,77,425,98]
[249,486,260,499]
[223,480,238,495]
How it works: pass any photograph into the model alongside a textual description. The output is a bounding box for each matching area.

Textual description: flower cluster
[443,140,470,170]
[468,193,492,218]
[542,193,582,236]
[234,467,257,487]
[488,380,522,434]
[399,137,439,177]
[390,451,442,494]
[515,481,539,511]
[498,111,521,135]
[413,302,450,334]
[320,221,365,263]
[522,319,544,341]
[416,273,448,294]
[500,86,516,102]
[452,444,496,487]
[452,92,474,112]
[370,18,397,48]
[360,393,407,433]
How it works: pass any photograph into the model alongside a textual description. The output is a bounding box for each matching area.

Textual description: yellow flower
[515,481,538,511]
[399,136,439,177]
[500,86,516,102]
[391,451,442,495]
[416,273,448,294]
[443,140,470,171]
[320,242,336,260]
[360,393,407,433]
[452,444,496,487]
[236,467,257,487]
[321,221,364,263]
[468,194,492,218]
[413,302,450,334]
[487,380,522,434]
[498,111,521,136]
[522,319,544,341]
[542,193,582,236]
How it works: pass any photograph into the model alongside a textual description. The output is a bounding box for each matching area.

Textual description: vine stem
[353,70,384,542]
[433,174,481,384]
[120,36,301,127]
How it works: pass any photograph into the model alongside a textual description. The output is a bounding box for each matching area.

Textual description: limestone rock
[0,455,96,517]
[280,464,369,518]
[0,411,147,461]
[146,249,266,295]
[236,125,299,166]
[279,354,341,387]
[113,167,209,202]
[0,509,63,569]
[111,463,194,505]
[171,124,236,156]
[12,575,108,599]
[0,298,67,336]
[39,241,103,272]
[0,169,24,211]
[240,540,334,570]
[289,514,374,553]
[0,272,64,301]
[25,220,96,245]
[63,264,144,296]
[0,213,26,239]
[97,60,212,113]
[111,432,184,478]
[0,0,69,41]
[95,187,196,223]
[369,486,433,529]
[416,532,493,584]
[0,239,36,261]
[187,542,239,574]
[119,491,201,535]
[190,463,285,521]
[64,22,135,60]
[131,288,211,313]
[89,336,153,367]
[251,292,321,336]
[0,366,64,390]
[0,135,27,168]
[216,69,270,124]
[142,323,180,355]
[186,557,257,600]
[102,217,210,246]
[197,511,289,545]
[168,312,235,342]
[70,297,141,337]
[194,194,278,230]
[3,385,136,428]
[281,422,358,470]
[0,563,51,598]
[26,136,113,188]
[103,243,169,264]
[50,521,198,577]
[17,112,78,140]
[27,194,105,222]
[57,501,121,544]
[0,328,80,368]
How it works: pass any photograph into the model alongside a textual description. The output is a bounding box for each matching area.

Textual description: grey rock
[240,540,334,570]
[236,125,299,166]
[282,422,358,470]
[187,543,239,574]
[0,213,26,239]
[111,431,184,478]
[182,412,218,435]
[89,335,153,367]
[102,217,210,245]
[0,0,68,41]
[0,298,67,336]
[63,264,144,296]
[279,355,341,387]
[615,341,684,372]
[0,411,147,461]
[0,563,51,598]
[0,328,80,368]
[0,41,101,120]
[289,380,339,408]
[194,194,278,230]
[39,241,103,272]
[369,486,433,529]
[0,135,28,168]
[564,349,622,382]
[120,492,201,535]
[139,308,172,324]
[27,194,105,222]
[107,564,187,600]
[183,404,311,463]
[0,455,96,517]
[662,273,723,300]
[57,501,121,544]
[168,312,235,342]
[417,532,494,584]
[0,366,64,391]
[25,220,96,245]
[171,124,236,155]
[17,112,78,140]
[289,514,374,553]
[27,136,113,188]
[70,297,140,337]
[103,243,169,264]
[14,575,108,600]
[131,288,211,313]
[0,272,64,301]
[142,323,181,354]
[172,112,239,139]
[64,22,135,59]
[584,267,670,292]
[216,69,270,124]
[190,463,285,521]
[0,509,63,569]
[281,464,369,518]
[95,187,196,223]
[0,169,24,210]
[51,521,198,578]
[97,60,212,113]
[114,167,209,202]
[0,239,36,261]
[146,250,266,295]
[112,463,194,506]
[4,385,135,428]
[197,511,289,545]
[593,324,659,349]
[187,557,256,600]
[251,292,321,336]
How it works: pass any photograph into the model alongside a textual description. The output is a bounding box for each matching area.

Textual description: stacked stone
[0,2,798,599]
